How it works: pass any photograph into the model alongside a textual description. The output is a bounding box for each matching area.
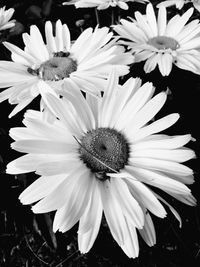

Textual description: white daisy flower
[7,70,196,258]
[0,20,134,118]
[63,0,148,10]
[113,3,200,76]
[0,6,15,31]
[157,0,200,13]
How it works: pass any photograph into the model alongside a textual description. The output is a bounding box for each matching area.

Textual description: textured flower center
[27,52,77,81]
[79,128,129,181]
[147,36,180,50]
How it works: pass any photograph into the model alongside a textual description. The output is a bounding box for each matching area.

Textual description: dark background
[0,0,200,266]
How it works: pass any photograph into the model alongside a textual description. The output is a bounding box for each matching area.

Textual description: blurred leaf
[42,0,53,17]
[8,21,25,37]
[25,5,42,20]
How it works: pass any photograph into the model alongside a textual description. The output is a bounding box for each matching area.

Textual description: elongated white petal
[99,180,128,246]
[53,172,92,233]
[125,178,167,218]
[32,167,86,213]
[126,92,167,135]
[133,113,180,142]
[128,167,192,194]
[19,174,66,205]
[130,147,195,163]
[139,212,156,246]
[11,139,76,154]
[111,178,144,228]
[78,185,103,253]
[132,134,193,150]
[121,218,139,258]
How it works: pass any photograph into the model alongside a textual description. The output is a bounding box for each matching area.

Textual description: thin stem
[95,8,100,26]
[111,7,115,25]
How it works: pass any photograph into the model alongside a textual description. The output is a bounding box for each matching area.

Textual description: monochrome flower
[113,3,200,76]
[0,20,133,117]
[7,70,196,258]
[0,6,15,31]
[63,0,148,10]
[157,0,200,13]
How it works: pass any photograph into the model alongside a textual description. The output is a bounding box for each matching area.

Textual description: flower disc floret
[147,36,180,51]
[79,127,129,176]
[27,53,77,81]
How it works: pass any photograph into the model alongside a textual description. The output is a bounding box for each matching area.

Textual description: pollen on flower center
[27,52,77,81]
[147,36,180,51]
[79,128,129,180]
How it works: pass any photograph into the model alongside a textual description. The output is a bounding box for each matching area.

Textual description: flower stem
[95,8,100,26]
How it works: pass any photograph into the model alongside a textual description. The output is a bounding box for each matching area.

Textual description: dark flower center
[147,36,180,50]
[79,128,129,181]
[27,51,77,81]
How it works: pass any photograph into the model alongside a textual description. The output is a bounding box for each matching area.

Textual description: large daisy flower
[113,3,200,76]
[157,0,200,13]
[0,6,15,31]
[0,20,134,118]
[7,71,196,258]
[63,0,148,10]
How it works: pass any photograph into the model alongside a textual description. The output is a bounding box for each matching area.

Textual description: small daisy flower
[0,20,134,118]
[0,6,15,31]
[7,70,196,258]
[157,0,200,13]
[113,3,200,76]
[63,0,148,10]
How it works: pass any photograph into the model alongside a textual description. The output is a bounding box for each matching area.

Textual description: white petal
[132,134,193,149]
[125,178,167,218]
[19,174,66,204]
[121,219,139,258]
[128,167,193,194]
[129,157,193,176]
[3,41,36,65]
[139,212,156,246]
[9,98,34,118]
[61,86,95,131]
[115,82,155,131]
[36,158,80,176]
[78,180,103,253]
[166,8,193,37]
[53,171,92,232]
[126,92,167,135]
[146,3,158,36]
[158,53,173,76]
[158,6,167,35]
[43,92,83,137]
[155,193,182,227]
[132,113,180,142]
[45,21,57,53]
[55,20,63,51]
[111,178,144,228]
[11,139,76,154]
[99,180,128,246]
[130,147,195,163]
[99,68,119,127]
[62,24,71,51]
[32,167,86,213]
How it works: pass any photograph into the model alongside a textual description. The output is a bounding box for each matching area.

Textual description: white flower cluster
[0,2,198,259]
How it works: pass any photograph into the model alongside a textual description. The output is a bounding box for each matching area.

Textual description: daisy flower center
[79,128,129,181]
[147,36,180,51]
[27,52,77,81]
